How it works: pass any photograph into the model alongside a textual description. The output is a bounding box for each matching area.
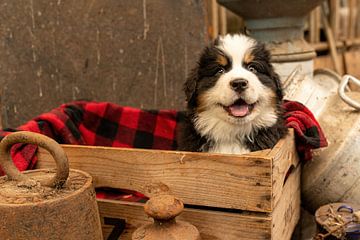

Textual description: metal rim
[339,75,360,110]
[0,131,69,188]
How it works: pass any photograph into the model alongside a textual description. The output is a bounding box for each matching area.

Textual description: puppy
[178,34,288,154]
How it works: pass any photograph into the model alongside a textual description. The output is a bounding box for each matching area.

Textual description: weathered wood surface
[96,150,300,240]
[35,130,299,239]
[98,199,272,240]
[344,50,360,91]
[37,145,273,212]
[272,166,301,240]
[98,166,301,240]
[270,129,299,210]
[0,0,207,128]
[97,167,301,240]
[314,54,344,74]
[37,133,296,212]
[37,131,295,213]
[321,4,343,75]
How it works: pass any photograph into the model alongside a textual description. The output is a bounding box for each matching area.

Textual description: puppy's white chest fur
[195,110,253,155]
[208,141,250,154]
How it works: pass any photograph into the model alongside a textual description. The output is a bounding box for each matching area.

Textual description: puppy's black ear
[259,43,284,100]
[184,68,198,107]
[271,70,284,100]
[213,36,220,46]
[240,26,250,36]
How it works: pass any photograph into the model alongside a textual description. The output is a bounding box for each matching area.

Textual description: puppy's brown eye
[248,65,257,73]
[217,67,225,74]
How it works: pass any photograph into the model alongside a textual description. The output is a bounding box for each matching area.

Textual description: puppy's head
[184,34,283,135]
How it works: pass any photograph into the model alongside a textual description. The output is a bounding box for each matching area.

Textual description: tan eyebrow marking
[244,50,255,64]
[216,54,228,66]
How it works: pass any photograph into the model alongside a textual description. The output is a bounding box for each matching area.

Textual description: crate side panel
[98,199,272,240]
[37,147,272,212]
[271,166,301,240]
[270,130,299,210]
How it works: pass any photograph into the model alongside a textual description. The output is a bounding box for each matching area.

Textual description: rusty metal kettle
[132,191,201,240]
[0,131,103,239]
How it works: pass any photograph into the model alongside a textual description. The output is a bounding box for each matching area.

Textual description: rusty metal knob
[132,193,201,240]
[144,194,183,221]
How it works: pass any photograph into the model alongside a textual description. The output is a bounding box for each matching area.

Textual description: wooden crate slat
[34,130,299,239]
[272,166,301,240]
[36,131,295,213]
[98,199,272,240]
[37,145,273,212]
[98,163,300,240]
[269,129,299,209]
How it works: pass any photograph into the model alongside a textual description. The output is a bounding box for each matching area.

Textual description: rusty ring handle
[0,131,69,188]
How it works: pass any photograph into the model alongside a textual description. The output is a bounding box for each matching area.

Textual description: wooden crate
[35,130,300,240]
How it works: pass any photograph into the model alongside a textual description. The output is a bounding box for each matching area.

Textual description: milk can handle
[0,131,69,188]
[339,75,360,110]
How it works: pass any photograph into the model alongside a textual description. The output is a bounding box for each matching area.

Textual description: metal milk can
[302,74,360,212]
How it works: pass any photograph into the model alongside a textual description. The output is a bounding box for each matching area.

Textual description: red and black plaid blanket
[0,100,327,176]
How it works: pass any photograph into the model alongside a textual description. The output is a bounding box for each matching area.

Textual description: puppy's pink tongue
[229,104,249,117]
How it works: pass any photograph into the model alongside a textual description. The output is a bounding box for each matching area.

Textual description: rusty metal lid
[0,131,91,205]
[0,169,91,205]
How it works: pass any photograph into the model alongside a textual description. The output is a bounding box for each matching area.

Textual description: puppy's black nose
[230,79,248,92]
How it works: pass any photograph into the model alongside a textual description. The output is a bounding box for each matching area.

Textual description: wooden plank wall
[309,0,360,89]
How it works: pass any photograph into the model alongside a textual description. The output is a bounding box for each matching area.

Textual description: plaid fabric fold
[283,100,328,161]
[0,100,326,175]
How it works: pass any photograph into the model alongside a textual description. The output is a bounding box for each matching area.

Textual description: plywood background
[0,0,208,128]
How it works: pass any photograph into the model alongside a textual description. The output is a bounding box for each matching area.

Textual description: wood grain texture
[98,199,272,240]
[329,0,340,38]
[98,166,300,240]
[344,50,360,90]
[37,146,273,212]
[309,7,321,43]
[35,131,300,239]
[321,4,343,75]
[36,131,296,213]
[269,129,299,210]
[314,54,344,73]
[271,166,301,240]
[348,0,357,40]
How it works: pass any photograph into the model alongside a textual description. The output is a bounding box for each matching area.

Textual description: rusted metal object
[132,193,201,240]
[0,131,103,240]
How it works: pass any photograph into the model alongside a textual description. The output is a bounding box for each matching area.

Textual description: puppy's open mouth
[222,99,255,118]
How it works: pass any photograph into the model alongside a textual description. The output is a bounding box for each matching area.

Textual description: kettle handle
[339,75,360,110]
[0,131,69,188]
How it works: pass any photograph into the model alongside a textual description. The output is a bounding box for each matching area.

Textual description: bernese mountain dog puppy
[178,34,288,154]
